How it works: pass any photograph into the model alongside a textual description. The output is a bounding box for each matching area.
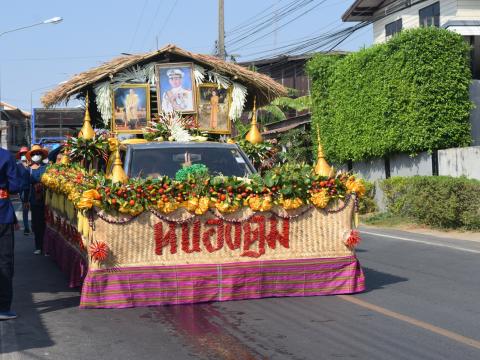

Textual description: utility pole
[218,0,226,60]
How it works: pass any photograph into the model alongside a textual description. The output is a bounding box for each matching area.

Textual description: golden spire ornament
[110,148,128,184]
[314,127,334,177]
[245,97,263,144]
[78,93,96,140]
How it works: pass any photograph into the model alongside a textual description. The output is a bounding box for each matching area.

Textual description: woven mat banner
[89,201,355,270]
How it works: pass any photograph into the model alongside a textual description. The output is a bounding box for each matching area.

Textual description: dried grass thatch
[41,44,287,108]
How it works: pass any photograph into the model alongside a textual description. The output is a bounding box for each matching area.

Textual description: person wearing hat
[26,145,48,255]
[162,68,193,112]
[0,146,23,320]
[16,147,31,235]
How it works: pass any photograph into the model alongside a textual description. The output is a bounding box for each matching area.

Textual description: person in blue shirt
[0,147,22,321]
[25,145,48,256]
[16,147,31,235]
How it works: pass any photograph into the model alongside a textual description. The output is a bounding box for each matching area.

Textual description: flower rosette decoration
[89,240,109,263]
[344,229,361,249]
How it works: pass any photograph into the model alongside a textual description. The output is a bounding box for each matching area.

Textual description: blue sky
[0,0,371,112]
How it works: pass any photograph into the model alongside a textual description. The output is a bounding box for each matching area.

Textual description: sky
[0,0,372,112]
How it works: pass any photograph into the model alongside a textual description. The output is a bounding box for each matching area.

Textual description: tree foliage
[307,27,473,163]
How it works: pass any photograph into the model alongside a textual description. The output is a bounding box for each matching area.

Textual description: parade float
[40,45,365,308]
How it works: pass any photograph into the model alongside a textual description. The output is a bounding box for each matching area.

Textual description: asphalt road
[1,223,480,360]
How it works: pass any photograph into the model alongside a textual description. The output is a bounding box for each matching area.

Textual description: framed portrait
[197,84,231,134]
[112,84,150,133]
[155,62,196,114]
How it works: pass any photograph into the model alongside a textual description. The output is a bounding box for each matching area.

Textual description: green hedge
[381,176,480,230]
[358,180,377,214]
[306,27,473,163]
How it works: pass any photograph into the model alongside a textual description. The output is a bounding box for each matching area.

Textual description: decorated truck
[40,45,365,309]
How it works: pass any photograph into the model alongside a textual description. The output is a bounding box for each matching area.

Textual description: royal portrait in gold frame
[155,62,197,114]
[197,84,231,134]
[112,84,150,134]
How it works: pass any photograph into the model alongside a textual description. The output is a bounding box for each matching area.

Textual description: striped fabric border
[44,226,87,288]
[80,256,365,309]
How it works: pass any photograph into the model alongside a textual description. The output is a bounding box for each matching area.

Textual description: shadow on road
[0,215,80,355]
[362,266,408,292]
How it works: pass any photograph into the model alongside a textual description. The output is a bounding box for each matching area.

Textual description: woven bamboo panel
[89,202,355,270]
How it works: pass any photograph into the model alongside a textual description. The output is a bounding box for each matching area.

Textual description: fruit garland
[41,163,366,217]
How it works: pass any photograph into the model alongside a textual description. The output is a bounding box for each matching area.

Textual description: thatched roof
[41,44,287,108]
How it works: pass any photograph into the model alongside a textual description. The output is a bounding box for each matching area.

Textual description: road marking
[338,295,480,350]
[361,231,480,254]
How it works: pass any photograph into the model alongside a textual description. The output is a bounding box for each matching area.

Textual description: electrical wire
[227,0,309,38]
[141,0,164,50]
[237,0,430,64]
[156,0,180,42]
[227,0,291,36]
[229,0,335,54]
[129,0,149,52]
[227,0,315,46]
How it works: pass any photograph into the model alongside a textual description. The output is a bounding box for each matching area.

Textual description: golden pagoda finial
[78,93,96,140]
[314,126,334,177]
[245,97,263,144]
[110,147,128,184]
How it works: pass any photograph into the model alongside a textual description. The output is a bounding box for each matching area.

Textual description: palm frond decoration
[207,71,231,89]
[93,82,113,126]
[194,65,206,84]
[112,65,149,87]
[229,82,248,120]
[145,63,156,85]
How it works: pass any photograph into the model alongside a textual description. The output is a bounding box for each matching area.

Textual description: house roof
[0,101,30,117]
[443,20,480,36]
[41,44,287,108]
[342,0,393,22]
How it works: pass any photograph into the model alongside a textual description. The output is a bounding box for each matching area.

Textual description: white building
[342,0,480,144]
[0,101,30,152]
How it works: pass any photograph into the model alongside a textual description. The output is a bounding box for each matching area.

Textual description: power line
[156,0,180,44]
[237,18,345,58]
[230,0,329,52]
[129,0,149,52]
[226,0,314,46]
[141,0,164,50]
[226,0,291,36]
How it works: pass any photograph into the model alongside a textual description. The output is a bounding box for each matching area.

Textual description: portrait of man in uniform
[156,63,196,113]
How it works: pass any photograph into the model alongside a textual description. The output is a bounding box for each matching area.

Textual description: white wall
[469,80,480,146]
[372,0,458,43]
[438,146,480,179]
[457,0,480,17]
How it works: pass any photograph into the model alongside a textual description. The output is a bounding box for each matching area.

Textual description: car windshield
[129,147,253,178]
